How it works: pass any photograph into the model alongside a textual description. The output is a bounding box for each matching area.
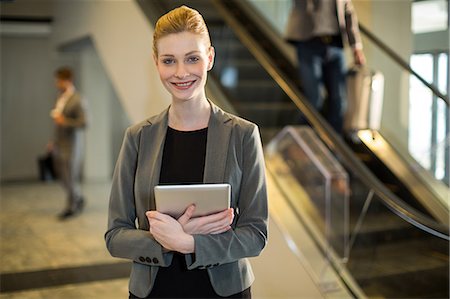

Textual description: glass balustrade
[265,126,449,298]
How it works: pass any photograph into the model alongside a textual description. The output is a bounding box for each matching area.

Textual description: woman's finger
[146,210,172,222]
[209,225,232,235]
[198,208,233,225]
[201,217,232,233]
[178,205,196,225]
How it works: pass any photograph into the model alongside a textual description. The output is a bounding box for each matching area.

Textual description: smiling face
[154,31,214,104]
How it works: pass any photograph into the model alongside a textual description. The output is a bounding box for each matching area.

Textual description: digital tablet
[154,183,231,218]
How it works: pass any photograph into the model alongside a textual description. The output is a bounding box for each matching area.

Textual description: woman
[105,5,268,299]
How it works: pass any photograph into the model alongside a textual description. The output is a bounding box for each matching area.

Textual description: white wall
[1,0,170,181]
[80,45,112,181]
[52,0,170,124]
[51,0,171,181]
[77,42,130,181]
[0,33,128,181]
[0,35,78,181]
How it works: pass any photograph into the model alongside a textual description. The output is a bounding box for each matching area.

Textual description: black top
[159,127,208,185]
[151,126,217,298]
[146,127,249,299]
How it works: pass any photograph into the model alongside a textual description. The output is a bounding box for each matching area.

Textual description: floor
[0,180,323,299]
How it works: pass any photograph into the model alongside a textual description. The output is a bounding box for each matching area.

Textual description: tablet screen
[154,183,231,218]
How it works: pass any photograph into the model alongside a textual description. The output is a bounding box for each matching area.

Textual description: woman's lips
[172,80,196,89]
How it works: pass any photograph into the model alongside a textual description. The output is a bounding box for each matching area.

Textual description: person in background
[49,66,87,220]
[105,5,268,299]
[285,0,366,134]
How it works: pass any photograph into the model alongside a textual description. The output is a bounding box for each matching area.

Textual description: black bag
[38,152,57,181]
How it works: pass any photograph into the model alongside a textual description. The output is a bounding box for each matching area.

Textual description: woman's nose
[174,64,189,79]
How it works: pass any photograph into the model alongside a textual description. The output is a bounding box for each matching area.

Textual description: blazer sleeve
[105,127,172,267]
[186,124,268,269]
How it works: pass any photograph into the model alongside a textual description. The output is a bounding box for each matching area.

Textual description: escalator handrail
[212,0,450,240]
[359,24,449,106]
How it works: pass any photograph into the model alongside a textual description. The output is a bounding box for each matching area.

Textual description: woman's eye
[186,56,200,63]
[162,58,175,65]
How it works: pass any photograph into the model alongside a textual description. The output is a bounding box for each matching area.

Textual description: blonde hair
[153,5,211,56]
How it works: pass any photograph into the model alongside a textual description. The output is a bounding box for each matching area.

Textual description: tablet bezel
[154,183,231,218]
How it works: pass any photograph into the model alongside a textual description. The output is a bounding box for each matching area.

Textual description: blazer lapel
[138,109,169,212]
[137,102,231,212]
[204,102,232,184]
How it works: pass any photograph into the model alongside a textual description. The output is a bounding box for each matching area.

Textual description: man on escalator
[285,0,365,134]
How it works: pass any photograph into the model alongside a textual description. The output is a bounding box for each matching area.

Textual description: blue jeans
[295,40,347,133]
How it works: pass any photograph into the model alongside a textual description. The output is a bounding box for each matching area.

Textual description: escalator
[137,1,449,298]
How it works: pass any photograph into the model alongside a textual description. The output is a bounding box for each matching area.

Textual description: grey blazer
[285,0,363,49]
[54,92,87,154]
[105,102,268,297]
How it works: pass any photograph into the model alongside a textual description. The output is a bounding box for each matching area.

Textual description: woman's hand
[178,205,234,235]
[146,211,194,254]
[146,206,234,253]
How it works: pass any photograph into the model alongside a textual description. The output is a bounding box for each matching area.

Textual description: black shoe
[58,209,76,220]
[58,198,85,220]
[76,197,85,212]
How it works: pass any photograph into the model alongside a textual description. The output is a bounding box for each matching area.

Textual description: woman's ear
[153,53,158,66]
[207,46,215,71]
